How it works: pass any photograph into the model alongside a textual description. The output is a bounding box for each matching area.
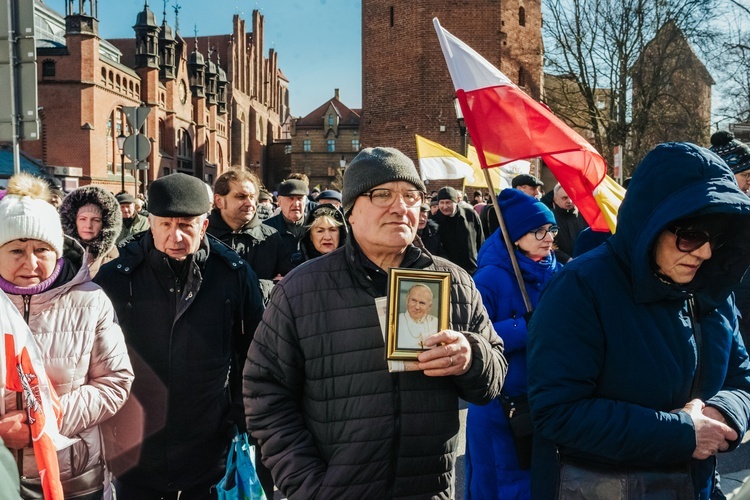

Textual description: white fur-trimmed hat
[0,173,64,257]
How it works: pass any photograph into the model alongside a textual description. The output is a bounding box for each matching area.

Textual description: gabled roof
[296,96,360,127]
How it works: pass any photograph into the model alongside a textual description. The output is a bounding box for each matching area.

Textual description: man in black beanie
[710,130,750,195]
[244,147,506,499]
[433,186,485,274]
[96,173,264,500]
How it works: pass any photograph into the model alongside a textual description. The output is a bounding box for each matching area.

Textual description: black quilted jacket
[243,241,507,499]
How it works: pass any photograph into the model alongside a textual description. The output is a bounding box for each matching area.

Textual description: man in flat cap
[512,173,544,199]
[244,147,506,498]
[96,173,264,500]
[264,178,309,268]
[115,192,150,244]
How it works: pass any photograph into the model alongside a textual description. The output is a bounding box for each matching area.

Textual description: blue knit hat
[498,188,556,242]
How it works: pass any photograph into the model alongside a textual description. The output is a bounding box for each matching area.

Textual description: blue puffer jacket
[466,229,560,499]
[528,142,750,499]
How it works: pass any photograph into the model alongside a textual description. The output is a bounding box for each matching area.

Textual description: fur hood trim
[59,186,123,259]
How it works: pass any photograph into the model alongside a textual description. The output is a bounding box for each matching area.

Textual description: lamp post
[116,133,127,192]
[453,97,467,156]
[339,155,346,188]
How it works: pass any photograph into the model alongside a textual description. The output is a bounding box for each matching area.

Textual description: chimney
[334,88,340,100]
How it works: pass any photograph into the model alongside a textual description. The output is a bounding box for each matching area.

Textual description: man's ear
[213,193,224,209]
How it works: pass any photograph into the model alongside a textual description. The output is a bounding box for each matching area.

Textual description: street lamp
[116,133,127,192]
[339,155,346,186]
[453,97,467,156]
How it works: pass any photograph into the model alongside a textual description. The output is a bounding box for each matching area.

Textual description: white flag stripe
[419,156,476,182]
[433,18,513,93]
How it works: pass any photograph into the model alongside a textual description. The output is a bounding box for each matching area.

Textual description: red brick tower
[361,0,542,161]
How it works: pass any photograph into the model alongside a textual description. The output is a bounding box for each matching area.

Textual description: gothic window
[177,129,194,173]
[303,139,311,152]
[327,139,335,152]
[518,67,527,87]
[107,107,130,174]
[519,7,526,27]
[158,119,167,153]
[328,114,334,126]
[352,139,360,151]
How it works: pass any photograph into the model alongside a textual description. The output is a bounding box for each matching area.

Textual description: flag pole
[483,169,533,312]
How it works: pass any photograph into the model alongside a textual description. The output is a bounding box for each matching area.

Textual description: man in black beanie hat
[96,173,264,500]
[433,186,485,274]
[244,146,506,499]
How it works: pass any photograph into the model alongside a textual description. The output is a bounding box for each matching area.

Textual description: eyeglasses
[528,226,559,240]
[737,172,750,181]
[667,226,725,253]
[360,189,424,208]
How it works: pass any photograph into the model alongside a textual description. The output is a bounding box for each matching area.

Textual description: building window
[303,139,311,152]
[327,139,335,152]
[177,129,193,173]
[352,139,360,151]
[42,60,55,78]
[519,7,526,27]
[284,144,292,154]
[328,114,334,126]
[158,119,167,153]
[518,67,526,87]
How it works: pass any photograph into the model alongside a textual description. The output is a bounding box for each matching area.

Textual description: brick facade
[360,0,543,166]
[23,1,289,194]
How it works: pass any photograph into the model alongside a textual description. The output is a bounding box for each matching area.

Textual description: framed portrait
[386,268,451,361]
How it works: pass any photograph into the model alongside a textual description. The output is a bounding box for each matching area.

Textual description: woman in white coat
[0,174,133,499]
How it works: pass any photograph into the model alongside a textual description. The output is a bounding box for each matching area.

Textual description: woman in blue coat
[466,189,562,499]
[528,142,750,499]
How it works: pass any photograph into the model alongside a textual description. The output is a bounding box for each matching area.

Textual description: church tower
[134,1,160,69]
[360,0,543,159]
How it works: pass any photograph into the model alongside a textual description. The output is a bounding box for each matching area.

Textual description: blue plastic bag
[216,428,267,500]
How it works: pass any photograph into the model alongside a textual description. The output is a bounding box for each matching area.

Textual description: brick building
[360,0,543,163]
[289,89,361,190]
[631,21,713,162]
[23,0,289,193]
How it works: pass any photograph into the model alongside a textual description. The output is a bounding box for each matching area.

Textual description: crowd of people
[1,132,750,499]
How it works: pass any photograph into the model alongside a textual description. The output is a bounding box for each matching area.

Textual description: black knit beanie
[436,186,458,203]
[148,173,211,217]
[710,130,750,174]
[342,147,426,213]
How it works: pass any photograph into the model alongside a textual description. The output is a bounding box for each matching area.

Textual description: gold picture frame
[386,268,451,360]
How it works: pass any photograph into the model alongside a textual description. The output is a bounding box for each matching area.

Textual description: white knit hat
[0,174,64,257]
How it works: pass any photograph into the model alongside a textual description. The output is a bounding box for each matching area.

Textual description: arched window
[107,107,130,174]
[519,6,526,27]
[328,114,334,126]
[158,119,167,153]
[177,129,193,173]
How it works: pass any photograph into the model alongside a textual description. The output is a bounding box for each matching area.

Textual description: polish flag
[1,290,76,500]
[434,19,615,232]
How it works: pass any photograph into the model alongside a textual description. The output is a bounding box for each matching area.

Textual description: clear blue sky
[48,0,362,117]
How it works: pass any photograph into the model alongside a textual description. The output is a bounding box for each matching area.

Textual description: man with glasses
[433,186,485,274]
[527,142,750,499]
[243,146,507,499]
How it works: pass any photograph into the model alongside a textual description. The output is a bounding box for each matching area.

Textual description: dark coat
[263,212,305,268]
[418,218,444,257]
[433,205,485,274]
[466,230,561,499]
[207,208,293,300]
[95,232,264,491]
[243,240,507,499]
[528,143,750,499]
[551,205,588,263]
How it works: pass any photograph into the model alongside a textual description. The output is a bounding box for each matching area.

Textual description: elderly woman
[300,203,347,261]
[59,185,123,277]
[465,189,561,499]
[528,142,750,499]
[0,174,133,499]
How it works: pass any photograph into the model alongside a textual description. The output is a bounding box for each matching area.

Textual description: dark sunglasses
[666,226,725,253]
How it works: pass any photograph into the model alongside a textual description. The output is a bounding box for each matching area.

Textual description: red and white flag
[434,19,613,232]
[0,290,75,500]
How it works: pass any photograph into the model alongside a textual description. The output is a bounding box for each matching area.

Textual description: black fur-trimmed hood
[59,185,123,259]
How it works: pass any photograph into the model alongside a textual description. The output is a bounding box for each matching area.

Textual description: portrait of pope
[397,283,439,349]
